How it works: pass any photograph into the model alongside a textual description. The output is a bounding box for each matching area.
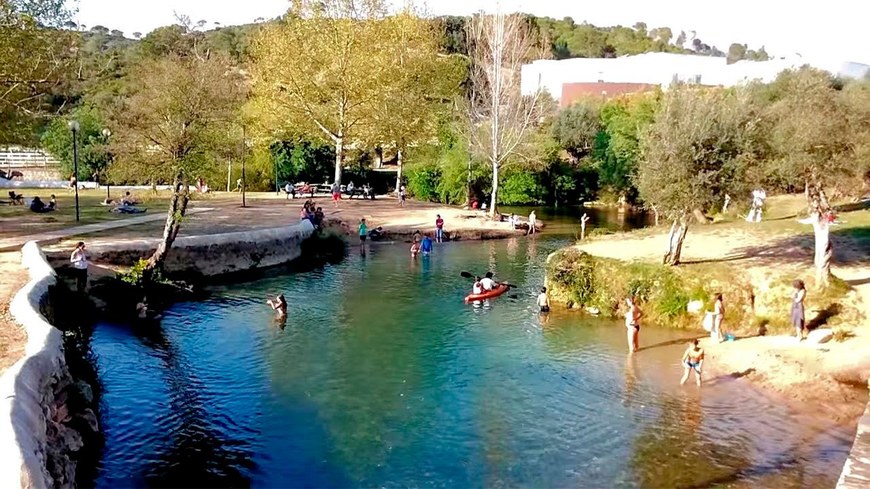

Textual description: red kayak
[464,284,510,303]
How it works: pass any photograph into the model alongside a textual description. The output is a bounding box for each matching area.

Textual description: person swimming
[680,339,705,386]
[267,294,287,317]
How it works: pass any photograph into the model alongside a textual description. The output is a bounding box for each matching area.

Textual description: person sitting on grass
[48,195,57,210]
[29,196,54,213]
[121,191,139,206]
[680,339,705,386]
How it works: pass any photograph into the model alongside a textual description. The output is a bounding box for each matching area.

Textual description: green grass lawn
[0,188,173,237]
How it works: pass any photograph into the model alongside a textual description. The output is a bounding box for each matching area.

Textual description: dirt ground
[45,193,524,248]
[0,251,27,374]
[576,198,870,426]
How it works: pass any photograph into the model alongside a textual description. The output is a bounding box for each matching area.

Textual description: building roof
[522,52,870,100]
[560,82,657,106]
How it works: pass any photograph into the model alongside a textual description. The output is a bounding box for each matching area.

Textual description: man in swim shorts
[680,339,704,386]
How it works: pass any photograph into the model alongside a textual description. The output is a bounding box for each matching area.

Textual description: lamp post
[68,120,80,221]
[101,128,112,202]
[241,125,247,208]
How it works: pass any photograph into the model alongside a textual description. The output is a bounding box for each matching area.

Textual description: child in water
[410,241,420,258]
[537,287,550,313]
[680,339,705,386]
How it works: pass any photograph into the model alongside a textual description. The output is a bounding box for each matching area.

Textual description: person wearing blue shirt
[420,233,433,255]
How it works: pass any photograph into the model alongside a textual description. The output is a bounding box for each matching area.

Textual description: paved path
[0,208,214,251]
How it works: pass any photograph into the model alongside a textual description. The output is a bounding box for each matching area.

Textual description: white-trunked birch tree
[465,11,545,219]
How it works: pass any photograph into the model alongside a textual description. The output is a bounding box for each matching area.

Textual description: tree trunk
[663,215,689,266]
[333,135,343,185]
[395,149,403,195]
[489,161,498,219]
[807,183,833,287]
[145,171,190,279]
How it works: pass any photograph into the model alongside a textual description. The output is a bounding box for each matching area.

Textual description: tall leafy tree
[250,0,390,185]
[109,54,245,276]
[636,87,762,265]
[366,7,465,192]
[0,0,75,142]
[551,101,601,162]
[40,105,110,180]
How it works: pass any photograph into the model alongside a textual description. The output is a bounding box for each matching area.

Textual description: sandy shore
[572,200,870,426]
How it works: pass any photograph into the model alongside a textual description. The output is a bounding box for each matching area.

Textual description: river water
[88,208,852,488]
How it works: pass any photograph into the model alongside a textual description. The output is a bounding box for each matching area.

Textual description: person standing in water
[267,294,287,318]
[791,279,806,340]
[358,218,368,248]
[420,233,433,255]
[527,211,537,235]
[625,296,642,354]
[70,241,88,293]
[680,339,705,386]
[537,287,550,313]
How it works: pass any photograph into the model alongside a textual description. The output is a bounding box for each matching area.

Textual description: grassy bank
[546,194,868,335]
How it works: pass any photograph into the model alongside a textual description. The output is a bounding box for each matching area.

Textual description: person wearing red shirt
[435,214,445,243]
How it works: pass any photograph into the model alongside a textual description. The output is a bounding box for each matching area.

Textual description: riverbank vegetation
[4,0,870,274]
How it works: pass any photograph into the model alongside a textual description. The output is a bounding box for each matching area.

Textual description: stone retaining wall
[83,220,316,276]
[0,242,83,489]
[838,384,870,488]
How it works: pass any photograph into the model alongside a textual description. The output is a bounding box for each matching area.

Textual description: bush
[405,162,441,201]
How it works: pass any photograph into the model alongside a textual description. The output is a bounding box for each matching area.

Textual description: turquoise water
[89,235,852,488]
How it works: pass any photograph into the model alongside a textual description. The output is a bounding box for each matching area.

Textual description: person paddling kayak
[480,271,498,291]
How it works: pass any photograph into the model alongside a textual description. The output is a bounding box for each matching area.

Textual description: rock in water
[807,328,833,345]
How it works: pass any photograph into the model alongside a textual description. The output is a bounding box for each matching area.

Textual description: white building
[521,52,870,105]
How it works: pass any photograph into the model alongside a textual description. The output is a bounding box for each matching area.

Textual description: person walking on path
[435,214,444,243]
[358,218,368,249]
[399,185,406,207]
[70,241,89,293]
[680,339,705,386]
[331,182,341,207]
[791,279,807,340]
[527,211,537,235]
[625,296,642,354]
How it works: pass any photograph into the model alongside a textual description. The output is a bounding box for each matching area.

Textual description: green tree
[40,106,110,180]
[109,54,245,276]
[596,92,659,200]
[365,8,465,193]
[726,43,747,64]
[250,0,391,185]
[636,87,762,265]
[765,68,856,284]
[0,0,75,142]
[551,101,601,161]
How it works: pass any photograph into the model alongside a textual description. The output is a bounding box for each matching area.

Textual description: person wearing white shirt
[70,241,88,292]
[480,271,497,291]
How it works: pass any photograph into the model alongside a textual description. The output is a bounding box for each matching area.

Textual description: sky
[71,0,870,65]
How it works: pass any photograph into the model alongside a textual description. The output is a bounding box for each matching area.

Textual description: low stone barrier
[0,242,67,488]
[838,383,870,488]
[84,219,316,276]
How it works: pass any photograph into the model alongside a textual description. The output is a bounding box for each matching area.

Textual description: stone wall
[0,242,95,489]
[838,384,870,488]
[84,220,316,276]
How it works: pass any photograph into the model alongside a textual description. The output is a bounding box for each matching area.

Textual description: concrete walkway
[0,208,214,251]
[839,399,870,488]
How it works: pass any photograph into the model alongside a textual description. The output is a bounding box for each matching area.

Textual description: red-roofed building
[560,82,658,107]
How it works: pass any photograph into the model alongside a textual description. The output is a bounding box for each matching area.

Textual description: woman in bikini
[624,296,642,354]
[680,339,705,386]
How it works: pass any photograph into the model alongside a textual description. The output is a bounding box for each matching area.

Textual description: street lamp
[101,128,112,202]
[68,120,80,221]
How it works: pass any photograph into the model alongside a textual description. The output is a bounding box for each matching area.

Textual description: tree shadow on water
[130,323,256,488]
